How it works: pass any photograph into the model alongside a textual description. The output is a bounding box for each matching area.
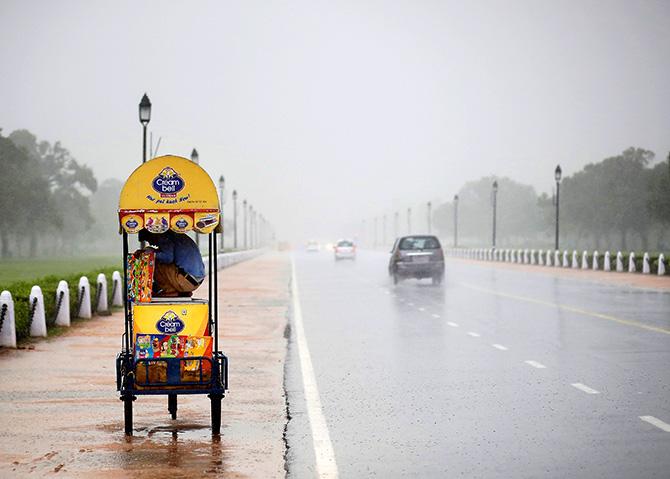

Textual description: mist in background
[1,0,669,246]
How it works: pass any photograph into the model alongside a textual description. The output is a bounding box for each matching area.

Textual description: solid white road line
[467,332,481,337]
[571,383,600,394]
[431,314,440,319]
[640,415,670,432]
[408,302,415,306]
[418,307,426,312]
[291,258,339,478]
[446,322,459,327]
[525,360,547,369]
[492,344,508,351]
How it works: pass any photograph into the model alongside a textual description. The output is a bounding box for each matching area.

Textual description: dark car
[388,235,445,285]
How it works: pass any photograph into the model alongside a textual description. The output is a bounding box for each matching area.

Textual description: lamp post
[139,94,151,163]
[554,164,562,251]
[492,180,498,248]
[427,201,432,234]
[232,190,238,249]
[190,148,199,164]
[219,175,225,251]
[243,200,248,249]
[453,194,459,248]
[249,205,254,249]
[407,207,412,234]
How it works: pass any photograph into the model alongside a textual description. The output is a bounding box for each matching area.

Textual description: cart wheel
[168,394,178,420]
[124,396,133,436]
[210,394,222,435]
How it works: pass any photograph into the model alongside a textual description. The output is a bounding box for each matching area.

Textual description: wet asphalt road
[285,250,670,478]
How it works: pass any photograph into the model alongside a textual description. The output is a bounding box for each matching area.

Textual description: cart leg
[168,394,178,420]
[209,394,222,435]
[123,395,135,436]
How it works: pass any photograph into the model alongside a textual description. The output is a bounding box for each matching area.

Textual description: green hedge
[2,267,121,341]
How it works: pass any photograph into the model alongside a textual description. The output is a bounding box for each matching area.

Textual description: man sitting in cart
[138,229,205,297]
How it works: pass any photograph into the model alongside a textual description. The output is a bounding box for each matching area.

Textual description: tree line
[433,148,670,251]
[0,128,123,258]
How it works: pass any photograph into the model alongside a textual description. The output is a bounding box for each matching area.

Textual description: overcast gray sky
[2,0,669,241]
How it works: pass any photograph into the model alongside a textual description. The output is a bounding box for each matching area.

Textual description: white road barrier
[562,250,569,268]
[0,291,17,348]
[616,251,624,272]
[571,250,579,269]
[29,286,47,337]
[642,253,650,274]
[581,251,588,269]
[659,254,666,276]
[604,251,611,271]
[54,280,70,327]
[77,276,92,319]
[111,271,123,306]
[96,273,109,314]
[593,251,599,270]
[628,252,636,273]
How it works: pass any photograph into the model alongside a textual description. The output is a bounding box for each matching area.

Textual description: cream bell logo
[152,167,185,198]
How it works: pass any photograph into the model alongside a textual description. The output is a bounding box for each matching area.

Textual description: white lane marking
[525,360,547,369]
[492,344,508,351]
[431,314,440,319]
[467,332,480,337]
[640,416,670,432]
[291,258,339,478]
[446,322,459,327]
[571,383,600,394]
[418,307,426,312]
[407,302,415,306]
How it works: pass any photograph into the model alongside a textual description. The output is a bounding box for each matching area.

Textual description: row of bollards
[446,248,667,276]
[0,271,123,348]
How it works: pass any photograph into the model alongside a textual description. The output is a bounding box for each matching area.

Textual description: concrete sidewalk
[0,253,291,478]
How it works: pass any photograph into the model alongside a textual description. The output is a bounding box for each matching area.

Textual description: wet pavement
[285,250,670,478]
[0,253,290,478]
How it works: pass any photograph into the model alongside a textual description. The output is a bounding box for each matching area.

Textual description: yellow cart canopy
[119,155,221,234]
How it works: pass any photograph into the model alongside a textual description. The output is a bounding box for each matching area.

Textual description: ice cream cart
[115,154,228,436]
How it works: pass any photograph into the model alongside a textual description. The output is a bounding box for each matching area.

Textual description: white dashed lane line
[446,322,459,328]
[640,416,670,432]
[408,302,415,306]
[571,383,600,394]
[525,360,547,369]
[492,344,508,351]
[418,307,426,312]
[431,314,440,319]
[467,332,481,337]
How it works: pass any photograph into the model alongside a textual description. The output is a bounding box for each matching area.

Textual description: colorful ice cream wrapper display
[127,250,155,303]
[134,333,212,360]
[132,302,209,337]
[144,213,170,233]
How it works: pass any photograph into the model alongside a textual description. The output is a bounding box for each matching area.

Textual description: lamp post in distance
[243,199,248,249]
[138,94,151,163]
[554,165,562,251]
[407,207,412,235]
[427,201,432,234]
[232,190,238,249]
[492,180,498,248]
[453,194,459,248]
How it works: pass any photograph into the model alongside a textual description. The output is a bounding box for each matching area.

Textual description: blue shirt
[145,231,205,281]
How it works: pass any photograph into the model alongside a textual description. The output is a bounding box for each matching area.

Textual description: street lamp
[138,93,151,163]
[219,175,225,251]
[232,190,238,249]
[427,201,432,234]
[191,148,199,164]
[249,205,254,249]
[492,180,498,248]
[453,194,459,248]
[407,207,412,234]
[243,200,248,249]
[554,164,562,251]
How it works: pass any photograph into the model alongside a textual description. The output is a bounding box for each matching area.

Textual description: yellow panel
[132,302,209,338]
[119,155,220,213]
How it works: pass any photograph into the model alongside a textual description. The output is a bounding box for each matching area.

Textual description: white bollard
[538,250,544,266]
[616,252,624,272]
[519,249,524,264]
[628,252,636,273]
[581,251,589,269]
[54,281,70,327]
[571,250,579,269]
[592,251,599,270]
[29,286,47,337]
[77,276,92,319]
[554,250,561,267]
[96,273,109,314]
[510,250,516,263]
[642,253,650,274]
[604,251,611,271]
[524,249,529,264]
[562,250,569,268]
[0,291,17,348]
[530,249,536,265]
[659,253,666,276]
[112,271,123,307]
